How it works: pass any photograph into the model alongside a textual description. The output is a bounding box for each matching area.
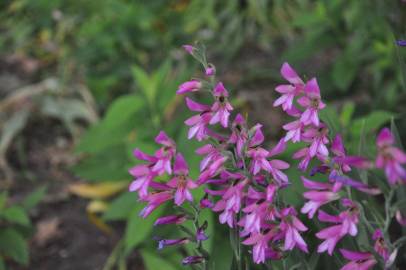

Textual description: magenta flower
[184,97,212,141]
[242,229,279,264]
[228,114,248,156]
[209,82,233,128]
[152,131,176,175]
[182,44,194,54]
[302,125,329,158]
[195,143,224,172]
[293,147,312,171]
[375,128,406,185]
[373,229,389,261]
[246,125,273,175]
[158,238,189,250]
[300,177,340,218]
[212,179,248,227]
[274,63,304,111]
[167,153,198,206]
[279,207,308,253]
[129,164,154,199]
[331,134,371,173]
[238,188,278,234]
[177,80,202,94]
[396,40,406,46]
[396,210,406,226]
[154,215,187,226]
[283,120,303,142]
[297,78,326,127]
[205,65,215,76]
[139,191,173,218]
[339,249,376,270]
[316,200,359,255]
[182,256,205,265]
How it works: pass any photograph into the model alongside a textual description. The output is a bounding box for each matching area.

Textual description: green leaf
[0,228,29,265]
[0,193,7,211]
[103,192,137,221]
[21,186,47,210]
[0,256,5,270]
[140,250,178,270]
[131,65,156,106]
[351,111,393,138]
[0,109,29,157]
[340,102,355,127]
[76,95,144,154]
[2,206,30,226]
[331,53,359,92]
[124,201,165,253]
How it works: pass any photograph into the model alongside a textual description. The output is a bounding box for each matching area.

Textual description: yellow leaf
[69,182,127,199]
[87,212,113,235]
[86,200,109,214]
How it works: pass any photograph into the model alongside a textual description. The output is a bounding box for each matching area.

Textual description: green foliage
[0,188,46,268]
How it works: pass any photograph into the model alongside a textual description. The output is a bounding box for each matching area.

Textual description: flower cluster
[128,44,406,269]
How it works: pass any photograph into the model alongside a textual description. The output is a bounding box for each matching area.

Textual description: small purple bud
[196,221,209,241]
[200,197,213,209]
[154,215,186,226]
[182,44,194,54]
[205,65,215,76]
[396,40,406,47]
[157,238,189,250]
[182,256,204,265]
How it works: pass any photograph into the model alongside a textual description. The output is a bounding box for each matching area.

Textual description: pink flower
[205,65,215,76]
[331,134,371,173]
[297,78,326,127]
[375,128,406,185]
[154,215,187,226]
[302,125,329,158]
[228,114,248,156]
[212,179,247,228]
[167,153,198,206]
[316,200,359,255]
[339,249,376,270]
[242,229,279,264]
[210,82,233,128]
[396,210,406,226]
[177,80,202,94]
[300,177,340,218]
[139,191,173,218]
[184,97,212,141]
[158,238,189,250]
[280,207,308,253]
[273,63,304,111]
[195,143,224,172]
[152,131,176,175]
[182,44,194,54]
[238,187,278,234]
[129,164,155,199]
[283,120,303,142]
[293,147,312,171]
[373,229,389,261]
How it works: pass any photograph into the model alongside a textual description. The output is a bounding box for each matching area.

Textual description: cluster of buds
[129,44,406,269]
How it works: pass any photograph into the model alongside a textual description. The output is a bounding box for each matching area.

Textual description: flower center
[311,98,319,108]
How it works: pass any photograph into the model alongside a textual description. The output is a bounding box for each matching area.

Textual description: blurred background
[0,0,405,269]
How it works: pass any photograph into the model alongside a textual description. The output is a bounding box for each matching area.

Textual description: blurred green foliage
[1,0,406,269]
[0,187,46,269]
